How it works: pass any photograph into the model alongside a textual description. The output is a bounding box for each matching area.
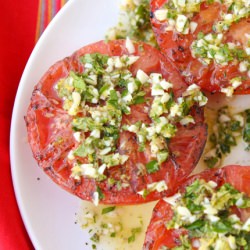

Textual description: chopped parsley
[165,179,250,249]
[204,106,250,168]
[128,227,142,243]
[101,206,116,215]
[106,0,157,47]
[191,33,250,66]
[96,186,105,201]
[145,160,159,174]
[243,109,250,150]
[123,83,207,166]
[57,51,207,182]
[57,53,151,180]
[153,0,250,95]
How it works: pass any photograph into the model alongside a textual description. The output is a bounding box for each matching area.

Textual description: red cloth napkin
[0,2,38,249]
[0,1,65,249]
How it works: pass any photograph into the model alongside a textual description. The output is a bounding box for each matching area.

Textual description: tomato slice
[150,0,250,94]
[143,165,250,249]
[224,165,250,196]
[25,40,207,204]
[143,199,187,249]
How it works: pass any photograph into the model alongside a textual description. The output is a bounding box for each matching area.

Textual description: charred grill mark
[44,166,52,171]
[74,180,82,187]
[24,116,29,126]
[178,46,184,52]
[172,157,180,170]
[35,153,44,161]
[214,171,220,177]
[34,86,41,92]
[174,237,181,244]
[32,89,39,97]
[172,49,177,55]
[32,104,39,110]
[177,34,185,40]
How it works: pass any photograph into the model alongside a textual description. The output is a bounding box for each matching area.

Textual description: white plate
[10,1,121,249]
[10,0,250,249]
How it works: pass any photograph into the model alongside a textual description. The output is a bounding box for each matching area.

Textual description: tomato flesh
[150,0,250,94]
[143,165,250,249]
[25,40,207,204]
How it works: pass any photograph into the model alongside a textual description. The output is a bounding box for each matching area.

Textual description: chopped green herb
[145,160,159,174]
[106,0,157,47]
[204,106,244,168]
[96,186,105,201]
[90,233,100,243]
[211,220,232,233]
[128,234,135,243]
[184,219,205,231]
[107,90,119,108]
[133,95,146,104]
[81,53,108,75]
[72,117,100,132]
[69,71,86,91]
[128,227,142,243]
[166,179,250,248]
[204,156,219,169]
[110,232,116,238]
[243,109,250,150]
[101,206,116,215]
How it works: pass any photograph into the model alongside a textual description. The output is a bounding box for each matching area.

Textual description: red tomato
[143,199,187,249]
[25,40,207,204]
[224,165,250,196]
[150,0,250,94]
[143,165,250,249]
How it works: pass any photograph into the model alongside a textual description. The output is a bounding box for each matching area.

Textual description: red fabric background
[0,1,38,249]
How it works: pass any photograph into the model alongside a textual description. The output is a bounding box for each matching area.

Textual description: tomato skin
[25,40,207,204]
[143,199,187,250]
[150,0,250,94]
[224,165,250,196]
[143,165,250,249]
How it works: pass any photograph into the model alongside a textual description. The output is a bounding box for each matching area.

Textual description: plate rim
[9,0,75,248]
